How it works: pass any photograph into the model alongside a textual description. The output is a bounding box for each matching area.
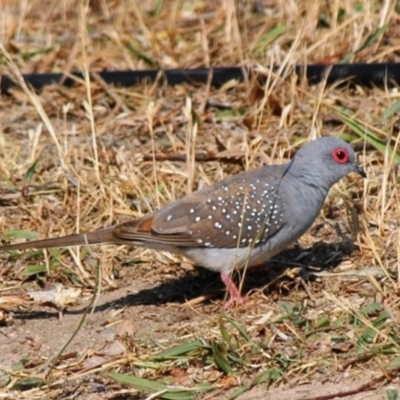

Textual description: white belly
[184,240,285,275]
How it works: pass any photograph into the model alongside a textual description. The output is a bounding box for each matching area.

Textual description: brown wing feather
[113,166,287,249]
[112,214,197,245]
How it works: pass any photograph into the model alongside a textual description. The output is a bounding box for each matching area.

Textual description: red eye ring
[332,148,349,164]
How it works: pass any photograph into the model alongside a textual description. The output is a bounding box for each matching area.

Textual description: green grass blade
[21,265,50,276]
[133,361,163,369]
[105,372,197,400]
[229,385,250,399]
[3,230,40,240]
[153,340,206,361]
[12,377,45,390]
[341,25,388,63]
[335,107,400,163]
[356,311,390,349]
[212,343,232,374]
[388,356,400,370]
[354,25,388,53]
[219,320,232,347]
[386,388,399,400]
[315,315,330,328]
[252,367,283,385]
[224,315,252,343]
[147,0,164,17]
[24,159,41,181]
[384,99,400,120]
[360,302,383,315]
[253,25,288,55]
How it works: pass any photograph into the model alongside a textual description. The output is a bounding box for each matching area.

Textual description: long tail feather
[0,227,117,251]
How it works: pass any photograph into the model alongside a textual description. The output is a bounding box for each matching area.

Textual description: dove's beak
[354,163,367,178]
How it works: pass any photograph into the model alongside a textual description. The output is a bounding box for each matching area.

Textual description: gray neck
[283,159,333,194]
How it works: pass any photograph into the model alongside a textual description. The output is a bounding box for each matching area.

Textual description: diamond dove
[0,136,366,308]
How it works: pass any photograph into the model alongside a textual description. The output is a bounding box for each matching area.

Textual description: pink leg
[220,272,245,309]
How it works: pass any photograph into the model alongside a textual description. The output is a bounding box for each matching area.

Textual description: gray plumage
[0,136,366,307]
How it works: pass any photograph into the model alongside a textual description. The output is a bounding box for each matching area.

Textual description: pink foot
[220,272,245,309]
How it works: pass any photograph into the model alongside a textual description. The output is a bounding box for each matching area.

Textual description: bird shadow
[11,238,357,321]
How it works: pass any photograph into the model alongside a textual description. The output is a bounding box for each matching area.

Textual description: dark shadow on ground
[11,238,356,320]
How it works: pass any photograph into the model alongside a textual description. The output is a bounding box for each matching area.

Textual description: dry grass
[1,0,400,399]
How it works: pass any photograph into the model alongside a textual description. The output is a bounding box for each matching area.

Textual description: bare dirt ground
[1,0,400,399]
[3,265,399,400]
[2,265,400,400]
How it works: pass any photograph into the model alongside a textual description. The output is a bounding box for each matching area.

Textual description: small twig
[0,44,80,181]
[184,96,197,194]
[299,276,316,301]
[142,150,244,163]
[39,277,98,377]
[39,235,102,377]
[340,352,376,370]
[91,71,131,114]
[183,294,214,307]
[301,365,400,400]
